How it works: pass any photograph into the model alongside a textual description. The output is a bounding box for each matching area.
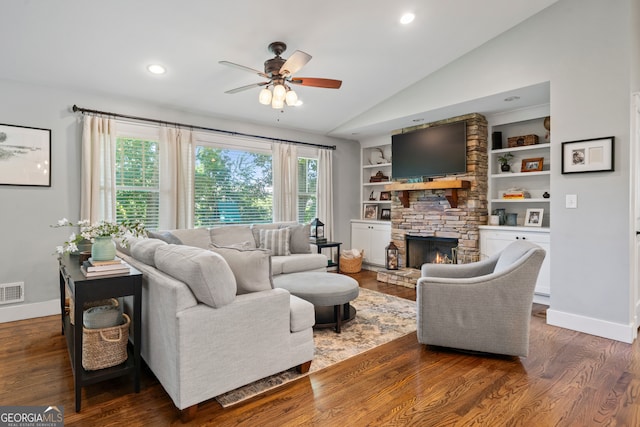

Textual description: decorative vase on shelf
[501,164,511,172]
[91,236,116,261]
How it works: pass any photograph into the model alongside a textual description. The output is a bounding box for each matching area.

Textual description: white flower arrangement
[52,218,146,254]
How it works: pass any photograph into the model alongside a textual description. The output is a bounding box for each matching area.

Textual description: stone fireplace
[377,113,488,288]
[405,235,458,269]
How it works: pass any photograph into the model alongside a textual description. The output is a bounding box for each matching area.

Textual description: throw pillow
[210,225,257,248]
[250,223,280,247]
[259,228,291,256]
[148,230,183,245]
[209,243,273,294]
[131,238,167,267]
[282,223,312,254]
[154,244,237,308]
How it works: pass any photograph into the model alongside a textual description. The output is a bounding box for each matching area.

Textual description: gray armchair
[416,240,546,357]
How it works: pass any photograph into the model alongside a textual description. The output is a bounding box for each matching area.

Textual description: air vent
[0,282,24,305]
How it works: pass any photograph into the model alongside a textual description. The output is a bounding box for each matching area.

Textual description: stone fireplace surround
[377,113,488,288]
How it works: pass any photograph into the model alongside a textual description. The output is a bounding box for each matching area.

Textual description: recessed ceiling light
[147,64,166,75]
[295,100,303,107]
[504,96,520,102]
[400,13,415,25]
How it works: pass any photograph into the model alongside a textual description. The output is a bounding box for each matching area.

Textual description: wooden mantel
[384,180,471,208]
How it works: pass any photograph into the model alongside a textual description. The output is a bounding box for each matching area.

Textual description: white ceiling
[0,1,557,139]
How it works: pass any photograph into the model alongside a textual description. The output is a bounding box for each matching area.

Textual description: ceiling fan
[219,41,342,108]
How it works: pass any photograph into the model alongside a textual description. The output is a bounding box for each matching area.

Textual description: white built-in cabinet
[360,144,392,220]
[351,220,391,266]
[479,227,550,304]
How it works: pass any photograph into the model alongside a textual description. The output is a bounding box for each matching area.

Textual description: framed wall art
[0,123,51,187]
[561,136,614,174]
[380,208,391,220]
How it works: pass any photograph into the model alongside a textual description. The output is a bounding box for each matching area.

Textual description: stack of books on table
[81,257,131,278]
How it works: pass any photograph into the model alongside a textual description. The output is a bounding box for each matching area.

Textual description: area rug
[215,287,417,407]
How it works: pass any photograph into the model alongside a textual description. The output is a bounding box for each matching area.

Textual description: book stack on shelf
[81,257,131,278]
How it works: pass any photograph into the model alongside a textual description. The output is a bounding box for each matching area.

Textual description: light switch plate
[566,194,578,208]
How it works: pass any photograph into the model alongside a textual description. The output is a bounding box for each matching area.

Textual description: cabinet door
[480,229,550,296]
[351,223,371,261]
[368,224,391,266]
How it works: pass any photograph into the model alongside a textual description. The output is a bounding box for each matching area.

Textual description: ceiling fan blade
[219,61,269,79]
[224,82,269,94]
[279,50,312,76]
[290,77,342,89]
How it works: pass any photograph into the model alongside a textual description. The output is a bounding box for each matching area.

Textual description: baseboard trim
[0,299,60,323]
[547,308,637,344]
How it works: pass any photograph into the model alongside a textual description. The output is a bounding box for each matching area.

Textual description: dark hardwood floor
[1,270,639,426]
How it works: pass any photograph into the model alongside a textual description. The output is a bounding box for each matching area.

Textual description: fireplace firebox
[405,235,458,269]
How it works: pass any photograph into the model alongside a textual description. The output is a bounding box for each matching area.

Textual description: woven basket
[508,134,539,147]
[340,251,364,273]
[82,313,130,371]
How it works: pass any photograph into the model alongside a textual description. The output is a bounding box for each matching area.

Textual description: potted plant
[498,152,514,172]
[52,218,146,261]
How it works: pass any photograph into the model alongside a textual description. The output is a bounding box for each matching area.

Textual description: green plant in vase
[498,152,514,172]
[52,218,146,261]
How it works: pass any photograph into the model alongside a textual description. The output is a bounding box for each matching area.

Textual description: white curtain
[272,142,298,222]
[80,116,117,222]
[159,127,194,229]
[317,148,334,240]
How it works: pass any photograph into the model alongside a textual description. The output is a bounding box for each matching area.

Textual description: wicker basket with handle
[82,313,130,371]
[340,250,364,274]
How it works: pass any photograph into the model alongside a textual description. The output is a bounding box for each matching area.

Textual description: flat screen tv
[392,121,467,179]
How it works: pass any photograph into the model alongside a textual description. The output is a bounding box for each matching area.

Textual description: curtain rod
[71,105,337,150]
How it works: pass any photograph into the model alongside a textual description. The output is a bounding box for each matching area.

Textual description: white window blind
[194,145,273,227]
[298,157,317,223]
[115,137,160,229]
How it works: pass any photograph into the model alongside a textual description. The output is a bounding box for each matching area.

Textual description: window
[298,157,317,223]
[194,145,273,227]
[115,137,160,230]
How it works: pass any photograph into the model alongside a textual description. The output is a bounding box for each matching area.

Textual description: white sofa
[116,223,326,421]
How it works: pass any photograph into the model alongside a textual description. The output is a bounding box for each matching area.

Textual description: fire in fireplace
[405,235,459,269]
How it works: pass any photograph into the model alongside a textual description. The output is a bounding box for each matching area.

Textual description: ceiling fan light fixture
[258,87,272,105]
[271,97,285,109]
[272,84,287,102]
[285,89,298,106]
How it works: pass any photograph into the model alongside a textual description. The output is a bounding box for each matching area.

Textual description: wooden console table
[384,180,470,208]
[58,255,142,412]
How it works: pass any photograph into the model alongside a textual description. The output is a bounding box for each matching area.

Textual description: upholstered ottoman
[273,272,359,333]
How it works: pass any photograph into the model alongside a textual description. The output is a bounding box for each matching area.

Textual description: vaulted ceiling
[0,1,558,138]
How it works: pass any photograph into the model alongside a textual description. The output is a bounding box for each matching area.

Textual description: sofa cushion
[210,225,256,248]
[281,223,312,254]
[148,230,183,245]
[154,244,237,308]
[289,295,315,332]
[259,228,291,256]
[272,253,328,275]
[209,244,273,294]
[131,238,167,267]
[167,228,211,249]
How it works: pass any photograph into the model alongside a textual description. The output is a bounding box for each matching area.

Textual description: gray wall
[0,79,359,320]
[348,0,638,340]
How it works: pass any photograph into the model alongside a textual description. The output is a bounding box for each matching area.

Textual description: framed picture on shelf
[0,123,51,187]
[363,204,378,220]
[524,208,544,227]
[381,208,391,220]
[379,191,391,201]
[521,157,544,172]
[561,136,614,174]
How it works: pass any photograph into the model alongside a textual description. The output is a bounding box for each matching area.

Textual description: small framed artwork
[521,157,544,173]
[381,208,391,220]
[379,191,391,201]
[561,136,614,174]
[524,208,544,227]
[364,204,378,220]
[0,123,51,187]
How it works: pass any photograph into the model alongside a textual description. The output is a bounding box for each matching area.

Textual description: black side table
[314,241,342,271]
[58,255,142,412]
